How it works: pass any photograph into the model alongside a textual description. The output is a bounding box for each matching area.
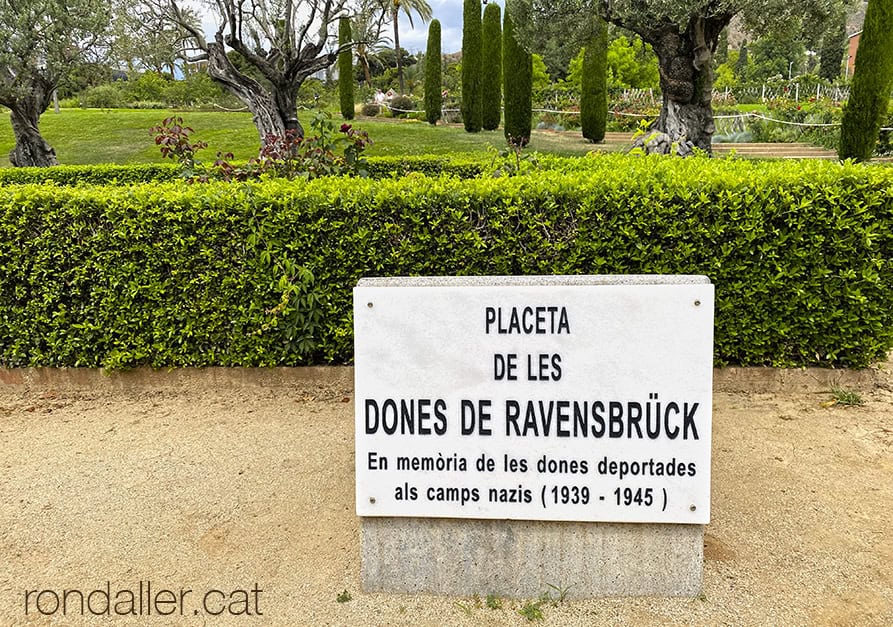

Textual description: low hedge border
[0,155,487,186]
[0,154,890,368]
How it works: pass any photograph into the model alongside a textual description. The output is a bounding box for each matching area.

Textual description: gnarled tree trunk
[204,37,292,141]
[7,83,58,167]
[9,107,57,167]
[202,33,337,143]
[629,15,731,156]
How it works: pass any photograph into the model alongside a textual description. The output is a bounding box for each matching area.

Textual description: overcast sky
[399,0,478,54]
[196,0,488,57]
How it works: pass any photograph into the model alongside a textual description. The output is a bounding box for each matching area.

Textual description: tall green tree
[714,28,730,66]
[503,4,531,146]
[461,0,483,132]
[339,17,355,120]
[482,3,502,130]
[389,0,432,94]
[351,0,389,87]
[0,0,111,166]
[748,34,805,81]
[818,11,847,81]
[736,40,750,79]
[581,17,608,143]
[424,19,442,125]
[513,0,848,153]
[840,0,893,161]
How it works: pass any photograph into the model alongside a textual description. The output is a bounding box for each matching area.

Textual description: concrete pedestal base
[361,517,703,598]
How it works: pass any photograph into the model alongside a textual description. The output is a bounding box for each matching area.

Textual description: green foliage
[482,4,502,131]
[84,84,127,109]
[839,0,893,161]
[503,5,532,147]
[163,73,227,108]
[747,97,841,148]
[388,95,415,117]
[297,78,337,110]
[0,163,182,185]
[487,143,539,177]
[0,0,111,101]
[226,112,373,181]
[125,72,170,103]
[747,35,806,82]
[581,17,608,143]
[485,594,502,610]
[518,601,544,621]
[78,73,233,110]
[713,54,739,90]
[828,386,865,407]
[461,0,483,132]
[714,28,729,66]
[151,112,372,182]
[361,102,381,117]
[0,156,485,186]
[818,13,846,81]
[531,54,551,95]
[339,18,355,121]
[565,50,585,91]
[424,20,443,125]
[605,36,659,89]
[736,41,750,79]
[1,155,891,369]
[568,36,659,91]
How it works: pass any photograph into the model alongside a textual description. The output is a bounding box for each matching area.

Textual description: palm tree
[352,0,389,88]
[389,0,432,94]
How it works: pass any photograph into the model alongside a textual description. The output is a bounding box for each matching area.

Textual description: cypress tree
[338,17,354,120]
[461,0,483,132]
[735,40,749,80]
[819,13,847,81]
[481,3,502,131]
[581,17,607,143]
[502,4,531,146]
[424,20,442,125]
[840,0,893,161]
[714,28,729,66]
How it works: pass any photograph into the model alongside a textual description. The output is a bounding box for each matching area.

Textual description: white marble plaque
[354,278,714,524]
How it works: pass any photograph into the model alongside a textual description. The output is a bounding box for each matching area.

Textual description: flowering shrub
[152,112,372,182]
[149,116,208,178]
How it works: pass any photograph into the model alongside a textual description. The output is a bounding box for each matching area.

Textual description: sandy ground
[0,364,891,626]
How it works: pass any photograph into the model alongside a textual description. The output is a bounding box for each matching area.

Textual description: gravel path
[1,365,891,626]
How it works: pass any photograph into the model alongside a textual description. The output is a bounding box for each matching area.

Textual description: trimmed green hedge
[0,163,183,186]
[1,154,890,368]
[0,156,487,186]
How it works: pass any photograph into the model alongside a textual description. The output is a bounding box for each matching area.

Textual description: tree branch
[168,0,208,49]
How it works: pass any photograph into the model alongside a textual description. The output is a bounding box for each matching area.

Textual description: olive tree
[157,0,353,141]
[512,0,848,154]
[0,0,111,166]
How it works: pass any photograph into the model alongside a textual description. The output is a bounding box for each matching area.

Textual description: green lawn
[0,108,620,166]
